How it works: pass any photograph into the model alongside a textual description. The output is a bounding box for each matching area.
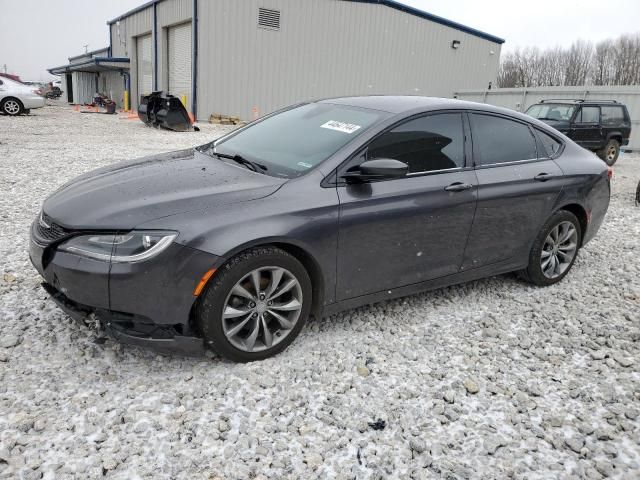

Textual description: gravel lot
[1,103,639,480]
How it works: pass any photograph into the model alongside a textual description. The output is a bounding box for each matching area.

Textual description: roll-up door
[136,33,153,100]
[168,23,192,101]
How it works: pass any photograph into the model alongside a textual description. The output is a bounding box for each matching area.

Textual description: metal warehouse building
[53,0,504,120]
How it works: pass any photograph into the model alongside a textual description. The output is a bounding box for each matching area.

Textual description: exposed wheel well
[559,204,588,245]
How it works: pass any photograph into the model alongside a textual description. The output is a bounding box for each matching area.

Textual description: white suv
[0,77,46,116]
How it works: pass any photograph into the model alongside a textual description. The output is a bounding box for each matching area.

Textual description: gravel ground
[1,103,639,480]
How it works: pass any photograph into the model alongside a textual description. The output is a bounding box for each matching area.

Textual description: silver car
[0,77,46,115]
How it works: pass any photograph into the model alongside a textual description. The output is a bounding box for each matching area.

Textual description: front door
[462,113,565,270]
[336,113,477,300]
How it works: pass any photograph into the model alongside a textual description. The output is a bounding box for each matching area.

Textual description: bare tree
[497,32,640,87]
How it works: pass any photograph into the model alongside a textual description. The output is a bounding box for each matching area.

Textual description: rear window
[470,114,537,165]
[536,130,563,157]
[601,106,625,126]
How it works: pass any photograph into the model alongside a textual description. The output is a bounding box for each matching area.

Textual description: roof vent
[258,7,280,30]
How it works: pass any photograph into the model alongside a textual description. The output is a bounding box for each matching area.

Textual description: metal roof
[106,0,504,44]
[48,57,130,75]
[68,47,110,62]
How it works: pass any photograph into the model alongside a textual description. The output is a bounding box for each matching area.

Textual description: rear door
[167,23,192,101]
[570,106,602,148]
[136,33,153,102]
[461,113,565,270]
[336,112,478,300]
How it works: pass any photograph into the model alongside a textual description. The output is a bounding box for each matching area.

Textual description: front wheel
[521,210,582,286]
[197,246,312,362]
[597,139,620,166]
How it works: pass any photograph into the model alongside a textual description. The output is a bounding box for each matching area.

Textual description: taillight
[607,167,613,180]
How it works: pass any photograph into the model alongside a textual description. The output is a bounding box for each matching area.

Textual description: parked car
[0,77,45,115]
[30,96,611,362]
[526,99,631,166]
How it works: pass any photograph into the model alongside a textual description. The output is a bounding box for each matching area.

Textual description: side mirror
[341,158,408,183]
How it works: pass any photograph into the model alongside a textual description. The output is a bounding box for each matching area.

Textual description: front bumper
[30,221,221,356]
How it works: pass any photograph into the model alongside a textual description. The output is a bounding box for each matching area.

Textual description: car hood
[43,148,286,230]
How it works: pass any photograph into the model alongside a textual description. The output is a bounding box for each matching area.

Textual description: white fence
[454,86,640,150]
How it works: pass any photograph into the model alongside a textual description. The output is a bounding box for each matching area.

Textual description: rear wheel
[1,97,23,116]
[522,210,581,286]
[197,246,312,362]
[597,139,620,166]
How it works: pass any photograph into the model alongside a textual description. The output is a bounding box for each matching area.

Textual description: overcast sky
[1,0,639,81]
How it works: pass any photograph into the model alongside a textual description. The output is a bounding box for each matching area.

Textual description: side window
[470,114,537,165]
[601,106,625,126]
[575,106,600,124]
[367,113,465,174]
[536,130,562,158]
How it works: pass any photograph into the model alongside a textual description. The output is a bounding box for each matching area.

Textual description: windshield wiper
[212,151,267,173]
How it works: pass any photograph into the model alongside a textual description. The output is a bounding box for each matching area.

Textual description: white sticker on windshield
[297,161,313,169]
[320,120,362,134]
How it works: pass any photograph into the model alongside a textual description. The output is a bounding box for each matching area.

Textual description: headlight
[59,231,177,263]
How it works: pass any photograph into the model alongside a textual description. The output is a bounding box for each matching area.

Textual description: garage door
[168,23,192,101]
[136,33,153,100]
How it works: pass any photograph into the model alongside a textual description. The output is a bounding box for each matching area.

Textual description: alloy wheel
[540,221,578,279]
[222,267,303,352]
[607,144,617,162]
[4,100,20,115]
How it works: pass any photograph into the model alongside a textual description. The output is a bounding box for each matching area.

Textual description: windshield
[526,104,576,121]
[205,103,389,178]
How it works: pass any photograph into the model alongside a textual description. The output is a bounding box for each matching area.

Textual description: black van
[526,99,631,165]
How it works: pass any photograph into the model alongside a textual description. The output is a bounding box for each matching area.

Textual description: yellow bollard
[124,90,130,112]
[181,95,187,107]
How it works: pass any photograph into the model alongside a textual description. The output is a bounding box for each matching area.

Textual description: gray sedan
[30,96,611,361]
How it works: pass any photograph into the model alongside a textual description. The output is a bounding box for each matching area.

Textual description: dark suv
[526,100,631,165]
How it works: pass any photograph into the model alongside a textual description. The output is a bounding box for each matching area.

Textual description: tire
[197,246,312,362]
[1,97,24,116]
[522,210,582,286]
[597,139,620,166]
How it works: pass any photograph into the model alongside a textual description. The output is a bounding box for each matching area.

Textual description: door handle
[444,182,473,192]
[534,173,554,182]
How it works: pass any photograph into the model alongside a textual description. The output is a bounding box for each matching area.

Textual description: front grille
[34,212,72,244]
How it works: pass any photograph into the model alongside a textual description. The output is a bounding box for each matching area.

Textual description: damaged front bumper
[41,282,206,356]
[29,219,220,356]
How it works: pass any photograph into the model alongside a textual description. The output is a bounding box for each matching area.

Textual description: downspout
[153,1,158,91]
[192,0,198,120]
[108,23,113,57]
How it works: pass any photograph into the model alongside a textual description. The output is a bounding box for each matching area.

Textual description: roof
[106,0,504,44]
[319,95,482,113]
[318,95,541,122]
[48,57,130,75]
[68,47,110,62]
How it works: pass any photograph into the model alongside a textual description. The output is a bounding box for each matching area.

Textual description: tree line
[498,33,640,88]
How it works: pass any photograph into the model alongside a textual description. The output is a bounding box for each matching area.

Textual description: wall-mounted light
[451,40,461,49]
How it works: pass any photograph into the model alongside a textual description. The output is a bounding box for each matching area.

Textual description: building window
[258,7,280,30]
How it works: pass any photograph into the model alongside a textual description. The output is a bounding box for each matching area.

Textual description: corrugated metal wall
[71,72,96,104]
[110,8,153,107]
[110,0,192,107]
[109,0,501,116]
[197,0,501,120]
[454,86,640,150]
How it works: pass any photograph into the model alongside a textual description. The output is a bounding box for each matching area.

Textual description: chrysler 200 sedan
[30,96,611,362]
